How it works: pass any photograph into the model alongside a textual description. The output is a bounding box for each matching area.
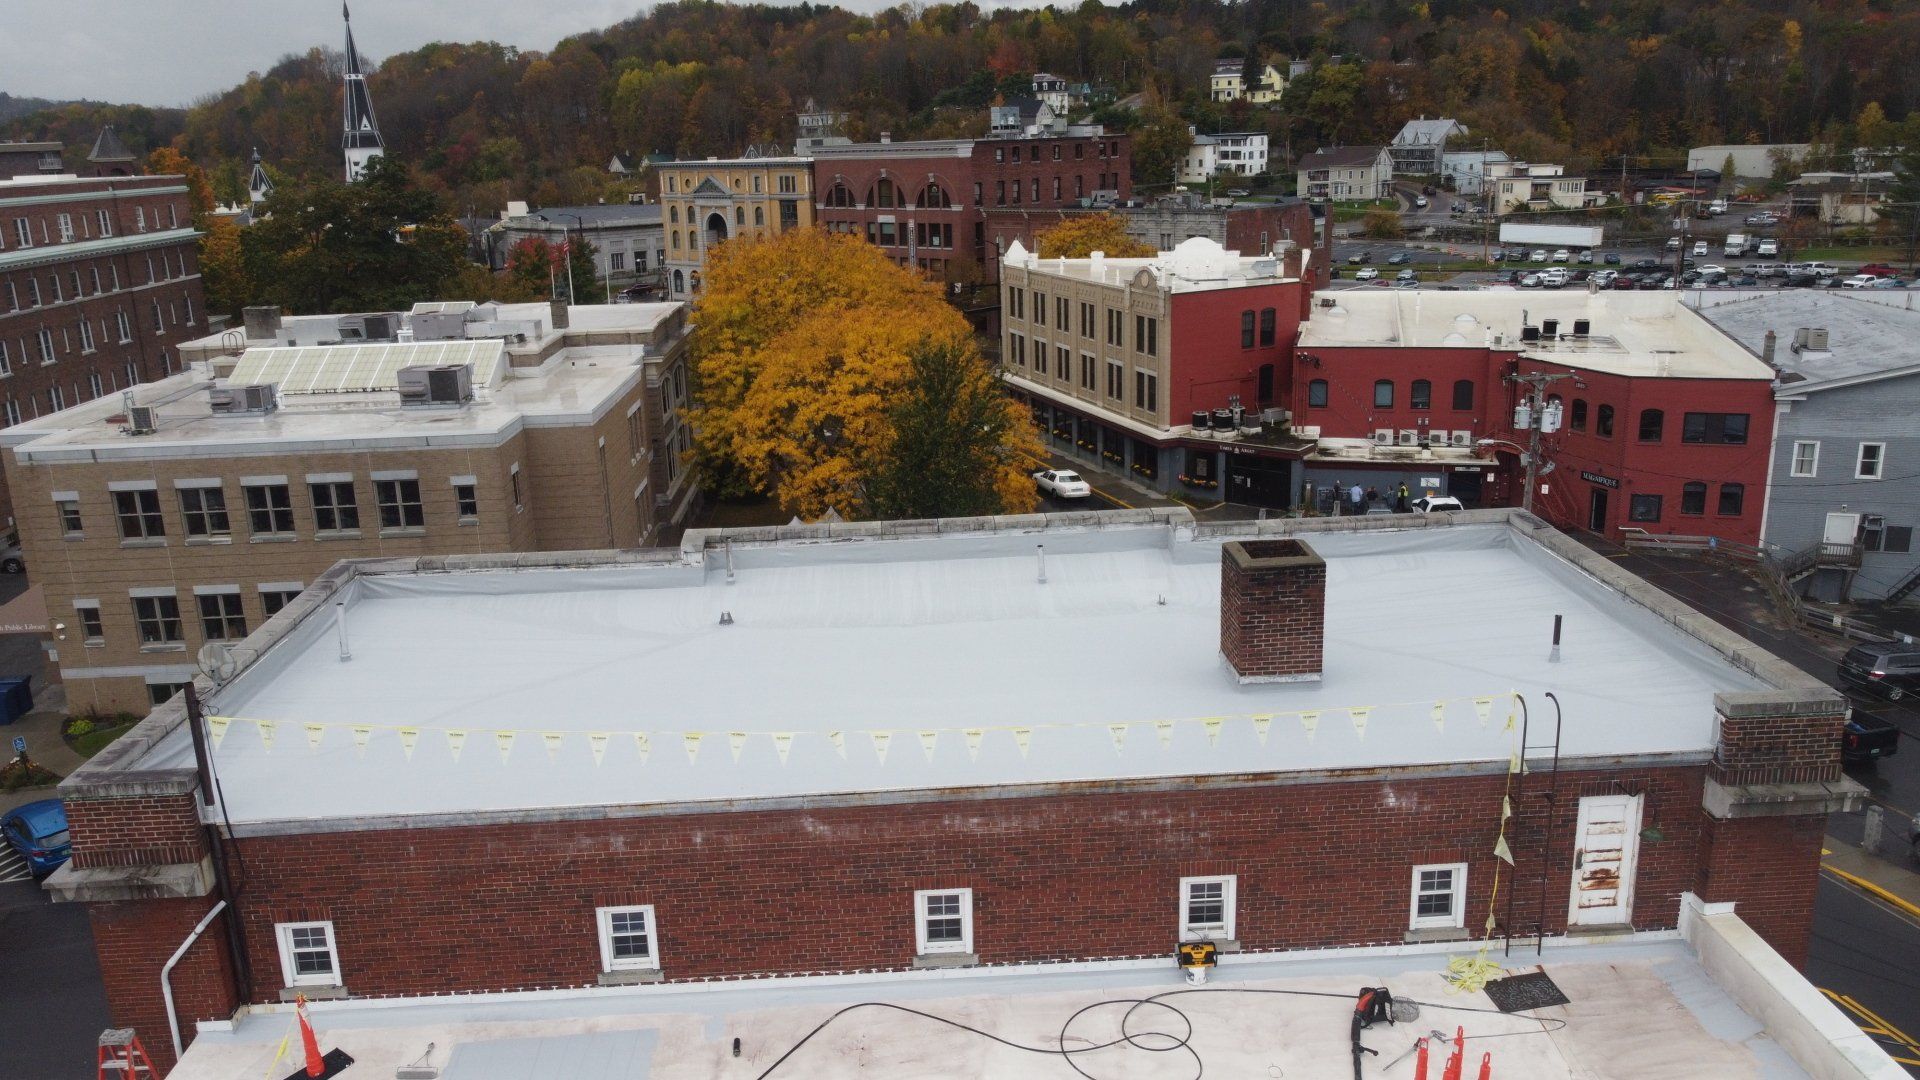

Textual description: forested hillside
[5,0,1917,211]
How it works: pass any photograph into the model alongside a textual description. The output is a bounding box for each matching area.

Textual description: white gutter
[163,899,229,1059]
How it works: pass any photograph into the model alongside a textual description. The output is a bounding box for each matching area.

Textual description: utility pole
[1507,370,1581,514]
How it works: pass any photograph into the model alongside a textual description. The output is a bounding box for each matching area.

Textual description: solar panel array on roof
[227,341,505,395]
[408,300,478,316]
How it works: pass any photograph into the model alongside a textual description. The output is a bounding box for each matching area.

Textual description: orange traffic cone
[1442,1026,1465,1080]
[1477,1051,1491,1079]
[296,995,325,1077]
[1414,1037,1430,1080]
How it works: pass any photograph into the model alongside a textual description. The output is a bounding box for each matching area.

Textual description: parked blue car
[1,799,70,876]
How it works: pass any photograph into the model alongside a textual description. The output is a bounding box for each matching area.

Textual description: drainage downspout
[163,899,229,1060]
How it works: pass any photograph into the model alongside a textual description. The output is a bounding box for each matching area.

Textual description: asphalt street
[0,877,109,1080]
[1809,874,1920,1072]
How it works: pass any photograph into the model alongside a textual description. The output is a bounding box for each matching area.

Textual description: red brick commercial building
[49,509,1857,1074]
[999,237,1318,506]
[0,172,205,526]
[809,129,1130,284]
[1288,290,1776,537]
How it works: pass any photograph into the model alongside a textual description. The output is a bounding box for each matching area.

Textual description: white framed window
[594,905,659,972]
[1857,442,1887,480]
[1409,863,1468,930]
[1178,875,1237,941]
[914,888,974,955]
[275,921,342,987]
[1790,440,1819,478]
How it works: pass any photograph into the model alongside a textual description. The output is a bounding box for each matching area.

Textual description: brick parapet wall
[66,792,206,869]
[1712,705,1845,787]
[1694,812,1825,967]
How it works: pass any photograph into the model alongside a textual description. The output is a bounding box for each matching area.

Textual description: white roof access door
[1824,511,1862,547]
[1568,793,1642,927]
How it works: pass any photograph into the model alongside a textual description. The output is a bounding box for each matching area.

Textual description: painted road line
[1821,864,1920,922]
[1822,990,1920,1066]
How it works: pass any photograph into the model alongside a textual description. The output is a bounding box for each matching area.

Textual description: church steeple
[341,3,384,182]
[248,148,273,205]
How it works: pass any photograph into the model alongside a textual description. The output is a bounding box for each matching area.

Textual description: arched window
[1411,379,1432,409]
[869,178,897,208]
[1681,481,1708,515]
[754,206,764,227]
[671,231,681,250]
[825,182,856,208]
[1570,399,1588,432]
[672,269,684,293]
[669,206,679,224]
[1308,379,1329,408]
[1374,380,1394,408]
[1259,308,1276,346]
[1452,379,1474,410]
[920,183,951,209]
[735,206,745,226]
[1718,483,1745,516]
[1638,408,1664,442]
[1596,404,1615,438]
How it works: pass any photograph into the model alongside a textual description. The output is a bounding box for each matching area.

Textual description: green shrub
[66,717,96,737]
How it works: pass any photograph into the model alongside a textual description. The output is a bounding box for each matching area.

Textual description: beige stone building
[659,156,815,300]
[2,299,696,715]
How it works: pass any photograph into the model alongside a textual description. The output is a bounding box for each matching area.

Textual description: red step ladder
[97,1029,156,1080]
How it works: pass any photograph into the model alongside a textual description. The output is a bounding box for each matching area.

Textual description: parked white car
[1530,249,1548,262]
[1033,469,1092,498]
[1551,248,1571,263]
[1412,496,1465,513]
[1842,275,1879,289]
[1540,267,1569,287]
[1692,240,1709,256]
[1354,267,1379,281]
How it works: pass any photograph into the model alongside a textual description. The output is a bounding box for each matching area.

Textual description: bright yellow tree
[1033,213,1154,258]
[691,229,1040,519]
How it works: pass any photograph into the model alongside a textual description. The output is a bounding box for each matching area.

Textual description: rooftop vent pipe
[334,601,351,662]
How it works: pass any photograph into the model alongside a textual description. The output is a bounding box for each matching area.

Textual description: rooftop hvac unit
[1520,325,1541,342]
[1449,430,1473,447]
[1261,407,1288,424]
[398,364,474,406]
[1373,429,1394,445]
[1805,327,1829,351]
[127,406,157,435]
[1319,297,1338,308]
[1425,430,1449,446]
[1397,429,1420,446]
[1572,319,1591,337]
[1541,318,1559,338]
[1294,425,1321,439]
[209,383,278,415]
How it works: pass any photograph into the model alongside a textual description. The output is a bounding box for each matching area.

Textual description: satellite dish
[197,643,238,683]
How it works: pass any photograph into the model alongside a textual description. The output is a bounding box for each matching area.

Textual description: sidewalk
[1824,837,1920,920]
[0,682,81,815]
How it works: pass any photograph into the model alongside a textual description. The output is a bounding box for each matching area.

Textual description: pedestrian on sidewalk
[1396,482,1410,513]
[1348,483,1365,515]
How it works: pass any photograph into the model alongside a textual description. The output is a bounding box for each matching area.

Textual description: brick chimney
[1220,539,1326,683]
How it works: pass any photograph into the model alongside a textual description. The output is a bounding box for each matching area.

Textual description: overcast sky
[8,0,916,108]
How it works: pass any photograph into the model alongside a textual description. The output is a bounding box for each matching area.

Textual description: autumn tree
[1131,105,1192,189]
[197,216,254,321]
[146,147,215,224]
[863,339,1042,519]
[1033,214,1154,258]
[505,237,560,299]
[1360,209,1405,238]
[690,228,1039,519]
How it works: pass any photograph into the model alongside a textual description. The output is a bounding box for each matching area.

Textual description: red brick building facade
[0,172,205,525]
[1288,292,1776,541]
[810,132,1131,284]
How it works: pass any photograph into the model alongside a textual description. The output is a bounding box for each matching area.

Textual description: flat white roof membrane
[165,523,1763,826]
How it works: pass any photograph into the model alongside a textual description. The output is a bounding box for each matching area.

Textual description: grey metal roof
[1299,146,1385,169]
[503,204,662,229]
[1695,292,1920,387]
